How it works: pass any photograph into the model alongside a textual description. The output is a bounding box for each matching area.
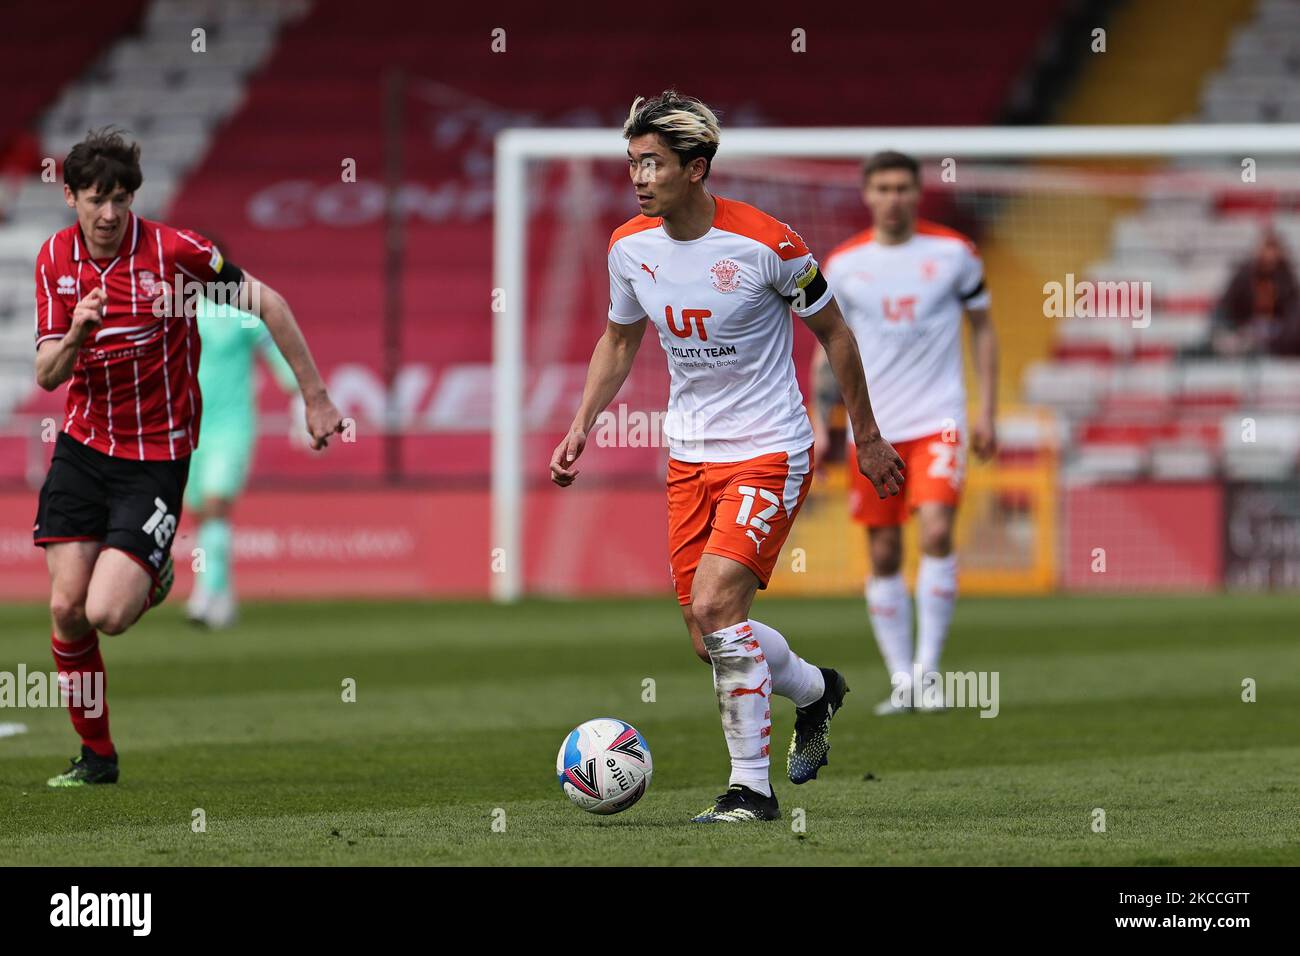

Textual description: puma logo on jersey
[640,263,659,283]
[778,223,807,251]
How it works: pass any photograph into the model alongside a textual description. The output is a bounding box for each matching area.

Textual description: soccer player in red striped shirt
[33,128,344,786]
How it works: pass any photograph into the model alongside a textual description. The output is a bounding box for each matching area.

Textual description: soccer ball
[556,718,653,815]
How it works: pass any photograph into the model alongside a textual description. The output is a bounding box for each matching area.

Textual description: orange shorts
[667,447,814,605]
[850,430,964,527]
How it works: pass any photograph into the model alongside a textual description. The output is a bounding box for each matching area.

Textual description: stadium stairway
[1057,0,1258,125]
[982,0,1255,428]
[1014,0,1300,485]
[0,0,306,471]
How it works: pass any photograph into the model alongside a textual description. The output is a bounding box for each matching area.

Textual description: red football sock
[50,629,114,758]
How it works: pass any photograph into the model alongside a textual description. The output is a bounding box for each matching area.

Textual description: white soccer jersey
[607,195,831,463]
[824,220,990,444]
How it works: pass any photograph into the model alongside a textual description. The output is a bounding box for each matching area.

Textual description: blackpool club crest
[710,258,741,293]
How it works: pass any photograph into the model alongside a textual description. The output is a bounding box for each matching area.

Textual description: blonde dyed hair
[623,90,721,179]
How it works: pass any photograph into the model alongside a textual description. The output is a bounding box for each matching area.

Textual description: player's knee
[84,597,133,636]
[690,635,710,664]
[689,589,743,637]
[868,527,903,576]
[871,556,902,577]
[870,545,903,577]
[680,610,712,663]
[920,527,953,556]
[49,594,87,635]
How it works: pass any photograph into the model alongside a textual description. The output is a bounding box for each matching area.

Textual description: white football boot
[186,584,211,625]
[204,590,239,630]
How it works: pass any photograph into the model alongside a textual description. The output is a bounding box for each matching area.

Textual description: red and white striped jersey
[34,212,228,461]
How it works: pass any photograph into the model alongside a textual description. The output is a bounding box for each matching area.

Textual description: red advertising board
[1061,482,1223,590]
[0,485,670,603]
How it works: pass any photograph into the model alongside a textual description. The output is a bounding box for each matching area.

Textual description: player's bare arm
[807,345,841,468]
[550,317,647,486]
[966,306,999,461]
[238,270,343,450]
[802,297,904,497]
[35,288,105,390]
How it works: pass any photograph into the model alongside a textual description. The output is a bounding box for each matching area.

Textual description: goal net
[492,126,1300,601]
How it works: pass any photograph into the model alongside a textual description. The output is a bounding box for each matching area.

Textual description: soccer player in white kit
[551,92,904,822]
[812,151,999,714]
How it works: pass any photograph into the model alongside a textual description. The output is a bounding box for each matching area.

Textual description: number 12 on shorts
[735,485,781,534]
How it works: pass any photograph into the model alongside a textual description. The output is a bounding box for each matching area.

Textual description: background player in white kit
[551,92,904,822]
[811,150,999,714]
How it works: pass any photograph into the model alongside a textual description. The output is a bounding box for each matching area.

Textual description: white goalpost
[492,124,1300,602]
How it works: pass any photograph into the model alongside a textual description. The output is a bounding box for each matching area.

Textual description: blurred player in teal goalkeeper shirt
[186,293,298,628]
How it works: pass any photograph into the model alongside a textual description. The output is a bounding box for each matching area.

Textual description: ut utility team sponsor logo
[665,305,710,340]
[710,258,741,293]
[882,296,918,323]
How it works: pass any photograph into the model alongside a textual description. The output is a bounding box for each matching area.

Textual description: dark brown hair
[64,127,143,197]
[863,150,920,185]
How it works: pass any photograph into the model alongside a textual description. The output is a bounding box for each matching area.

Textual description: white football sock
[747,619,824,707]
[702,621,772,797]
[866,573,913,690]
[915,554,958,678]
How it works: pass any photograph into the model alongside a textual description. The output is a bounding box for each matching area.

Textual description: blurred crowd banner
[1224,481,1300,589]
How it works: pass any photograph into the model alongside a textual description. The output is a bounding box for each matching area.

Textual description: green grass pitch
[0,593,1297,866]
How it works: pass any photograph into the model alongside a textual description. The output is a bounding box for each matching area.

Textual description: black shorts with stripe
[34,432,191,582]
